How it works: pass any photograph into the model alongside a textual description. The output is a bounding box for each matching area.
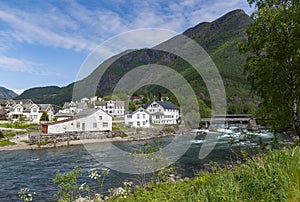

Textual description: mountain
[74,9,253,102]
[16,84,74,105]
[17,9,254,111]
[0,87,18,100]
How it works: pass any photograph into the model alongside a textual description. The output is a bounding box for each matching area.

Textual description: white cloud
[0,0,253,54]
[0,55,59,76]
[0,55,36,72]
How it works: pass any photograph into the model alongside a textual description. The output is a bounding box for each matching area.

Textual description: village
[0,96,180,136]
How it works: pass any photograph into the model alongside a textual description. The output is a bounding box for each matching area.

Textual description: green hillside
[16,84,74,105]
[16,9,255,113]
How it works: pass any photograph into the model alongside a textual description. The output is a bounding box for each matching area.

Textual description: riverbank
[106,145,300,201]
[0,132,178,152]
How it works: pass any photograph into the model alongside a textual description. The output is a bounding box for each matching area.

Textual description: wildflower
[79,183,86,191]
[102,168,110,172]
[88,168,100,180]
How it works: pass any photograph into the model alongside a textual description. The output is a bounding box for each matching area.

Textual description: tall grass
[0,122,38,129]
[109,146,300,201]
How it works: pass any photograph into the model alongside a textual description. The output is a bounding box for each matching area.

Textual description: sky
[0,0,254,95]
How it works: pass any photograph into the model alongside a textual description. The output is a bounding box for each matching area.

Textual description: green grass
[0,139,16,146]
[109,146,300,202]
[0,122,38,129]
[0,130,16,138]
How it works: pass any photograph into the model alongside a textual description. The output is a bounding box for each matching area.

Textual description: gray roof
[22,104,34,112]
[38,104,51,111]
[156,101,178,109]
[115,101,124,106]
[133,107,149,115]
[54,112,74,117]
[74,108,111,119]
[94,100,106,106]
[143,101,178,110]
[62,102,87,109]
[74,108,98,118]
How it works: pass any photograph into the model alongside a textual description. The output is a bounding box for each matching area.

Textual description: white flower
[88,169,100,180]
[102,168,110,172]
[79,183,86,191]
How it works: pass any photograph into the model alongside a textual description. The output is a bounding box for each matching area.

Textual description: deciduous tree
[240,0,300,136]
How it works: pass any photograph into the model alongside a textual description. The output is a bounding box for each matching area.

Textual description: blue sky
[0,0,254,94]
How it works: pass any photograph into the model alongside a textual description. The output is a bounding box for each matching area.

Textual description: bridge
[201,114,257,128]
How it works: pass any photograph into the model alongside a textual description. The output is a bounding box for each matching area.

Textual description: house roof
[74,108,112,119]
[42,118,74,126]
[23,104,37,112]
[54,112,74,117]
[62,101,87,109]
[114,101,124,106]
[142,102,151,109]
[38,104,51,111]
[94,100,106,106]
[156,101,178,109]
[133,107,150,115]
[74,108,98,118]
[143,101,178,110]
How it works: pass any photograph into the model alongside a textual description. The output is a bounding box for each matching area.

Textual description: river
[0,126,288,201]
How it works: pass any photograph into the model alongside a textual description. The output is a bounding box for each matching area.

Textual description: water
[0,127,288,201]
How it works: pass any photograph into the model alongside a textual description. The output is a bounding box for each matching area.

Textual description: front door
[82,123,85,131]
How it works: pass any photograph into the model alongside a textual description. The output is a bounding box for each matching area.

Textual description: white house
[42,108,112,134]
[143,101,179,125]
[125,108,150,128]
[39,104,56,121]
[7,103,56,123]
[54,112,74,121]
[95,100,125,118]
[59,101,87,114]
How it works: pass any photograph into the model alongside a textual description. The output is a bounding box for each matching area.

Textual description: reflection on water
[0,126,289,201]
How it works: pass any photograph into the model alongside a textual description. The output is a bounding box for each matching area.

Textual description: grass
[108,146,300,202]
[0,130,16,138]
[0,139,16,146]
[0,122,38,129]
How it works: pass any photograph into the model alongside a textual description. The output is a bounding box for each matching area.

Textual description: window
[99,116,102,120]
[142,114,145,119]
[143,121,145,125]
[93,122,97,128]
[103,122,108,127]
[127,115,132,118]
[33,108,37,113]
[137,114,140,119]
[137,121,140,126]
[76,122,80,128]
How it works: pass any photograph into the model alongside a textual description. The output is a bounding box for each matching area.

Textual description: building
[42,108,112,134]
[143,101,179,125]
[125,108,150,128]
[59,101,87,114]
[54,112,74,121]
[7,103,56,123]
[94,100,125,118]
[128,95,143,102]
